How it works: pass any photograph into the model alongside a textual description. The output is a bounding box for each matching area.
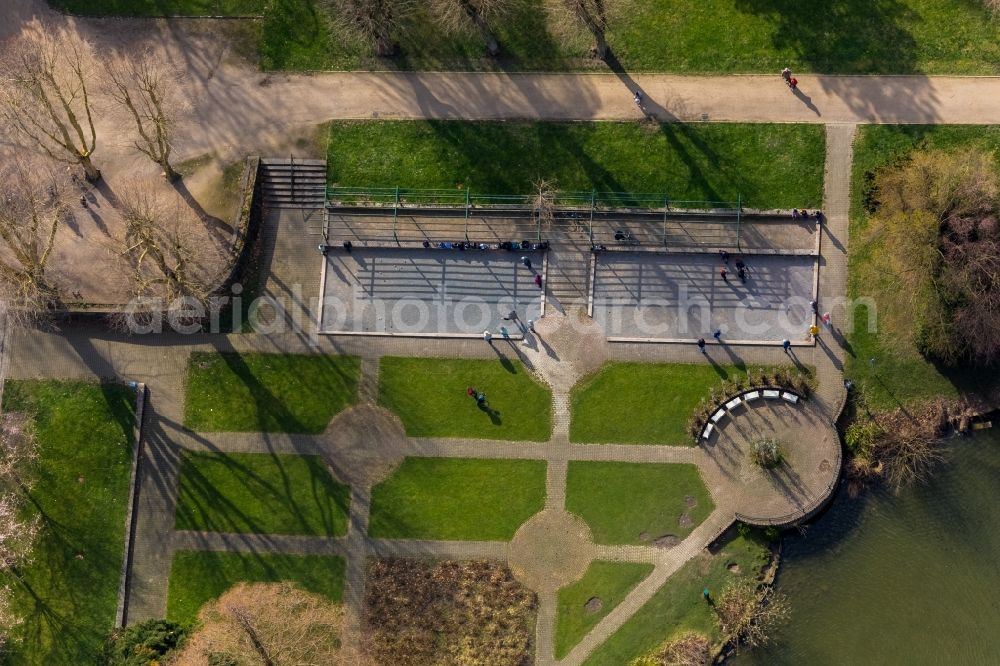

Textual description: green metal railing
[322,186,744,249]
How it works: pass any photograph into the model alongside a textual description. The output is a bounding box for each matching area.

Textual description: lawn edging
[115,382,146,628]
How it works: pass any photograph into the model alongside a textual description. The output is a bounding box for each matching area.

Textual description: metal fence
[321,187,743,249]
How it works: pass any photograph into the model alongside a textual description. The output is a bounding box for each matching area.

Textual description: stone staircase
[259,158,327,209]
[545,247,592,314]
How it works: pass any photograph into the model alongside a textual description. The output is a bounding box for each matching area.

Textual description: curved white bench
[725,396,742,411]
[782,391,800,404]
[763,389,781,400]
[711,409,727,424]
[744,390,761,402]
[701,423,714,440]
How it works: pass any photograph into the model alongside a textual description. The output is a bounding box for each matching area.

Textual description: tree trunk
[162,159,179,182]
[80,155,101,182]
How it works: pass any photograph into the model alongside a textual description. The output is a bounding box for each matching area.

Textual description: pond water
[736,431,1000,665]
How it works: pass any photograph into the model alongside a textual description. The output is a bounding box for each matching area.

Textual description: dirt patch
[364,559,536,666]
[684,495,698,508]
[727,562,741,574]
[678,513,693,528]
[584,597,603,615]
[653,534,681,548]
[638,531,650,542]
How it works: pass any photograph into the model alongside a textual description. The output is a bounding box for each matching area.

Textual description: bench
[701,423,714,440]
[744,390,761,402]
[763,389,781,400]
[725,396,742,411]
[782,391,800,404]
[710,409,727,424]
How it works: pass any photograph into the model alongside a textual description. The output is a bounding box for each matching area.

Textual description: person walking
[697,338,707,354]
[782,339,791,353]
[737,266,748,283]
[720,250,730,264]
[501,326,510,341]
[822,312,832,327]
[713,328,722,341]
[809,324,820,338]
[527,319,534,332]
[810,299,818,314]
[534,274,542,288]
[633,89,644,108]
[781,67,792,83]
[521,256,532,269]
[788,77,798,90]
[720,267,728,282]
[483,330,493,344]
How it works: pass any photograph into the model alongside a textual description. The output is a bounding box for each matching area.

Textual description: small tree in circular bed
[749,437,784,469]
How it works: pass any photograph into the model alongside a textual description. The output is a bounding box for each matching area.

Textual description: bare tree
[326,0,414,57]
[0,22,100,181]
[530,178,557,230]
[714,580,789,652]
[0,160,69,324]
[103,49,187,181]
[429,0,516,57]
[110,181,224,330]
[169,582,343,665]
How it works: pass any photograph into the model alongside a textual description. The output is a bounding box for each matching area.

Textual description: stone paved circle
[319,404,407,487]
[508,509,593,592]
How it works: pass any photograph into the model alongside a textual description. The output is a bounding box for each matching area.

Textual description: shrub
[655,631,711,665]
[868,149,1000,365]
[749,438,784,469]
[103,619,187,666]
[714,580,788,652]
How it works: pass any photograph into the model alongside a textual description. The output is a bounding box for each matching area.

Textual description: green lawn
[328,121,825,209]
[166,550,345,625]
[556,561,654,659]
[570,362,747,445]
[847,125,1000,410]
[175,451,350,536]
[183,352,360,433]
[54,0,1000,75]
[1,381,135,666]
[583,533,771,665]
[368,457,546,540]
[378,357,552,442]
[565,462,714,545]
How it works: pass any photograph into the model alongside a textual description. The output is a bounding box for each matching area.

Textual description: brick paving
[8,127,855,663]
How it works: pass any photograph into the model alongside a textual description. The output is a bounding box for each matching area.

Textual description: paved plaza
[321,248,545,335]
[592,252,816,342]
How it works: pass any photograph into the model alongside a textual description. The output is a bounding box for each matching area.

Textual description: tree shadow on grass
[732,0,920,75]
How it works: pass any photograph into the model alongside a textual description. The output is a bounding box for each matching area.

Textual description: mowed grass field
[565,462,714,545]
[378,357,552,441]
[570,362,748,445]
[184,352,360,433]
[368,457,547,540]
[174,451,351,536]
[1,381,136,666]
[55,0,1000,75]
[328,121,826,209]
[166,550,345,624]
